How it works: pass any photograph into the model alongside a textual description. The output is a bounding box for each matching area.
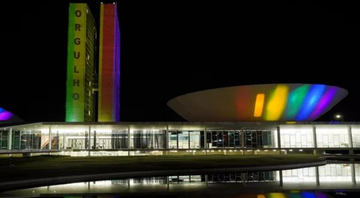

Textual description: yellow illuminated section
[266,85,289,121]
[269,193,286,198]
[254,93,265,117]
[257,195,266,198]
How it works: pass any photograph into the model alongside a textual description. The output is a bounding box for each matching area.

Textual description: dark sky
[1,1,359,122]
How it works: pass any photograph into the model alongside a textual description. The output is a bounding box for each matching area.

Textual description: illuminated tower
[98,3,120,122]
[66,3,97,122]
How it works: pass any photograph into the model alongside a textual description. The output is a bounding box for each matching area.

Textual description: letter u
[74,52,80,59]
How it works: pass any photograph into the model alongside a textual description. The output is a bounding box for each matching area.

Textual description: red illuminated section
[99,3,118,122]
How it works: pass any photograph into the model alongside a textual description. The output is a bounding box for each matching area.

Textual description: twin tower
[66,3,120,122]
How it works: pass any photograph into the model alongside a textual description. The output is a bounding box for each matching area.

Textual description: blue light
[296,85,326,121]
[301,192,316,198]
[0,108,4,113]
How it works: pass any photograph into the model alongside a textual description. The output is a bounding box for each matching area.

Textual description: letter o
[75,10,82,17]
[73,93,80,100]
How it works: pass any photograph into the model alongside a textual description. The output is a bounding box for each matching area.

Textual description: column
[313,126,318,155]
[63,132,66,150]
[165,125,169,154]
[348,126,354,155]
[279,170,283,186]
[188,131,190,149]
[48,126,52,150]
[8,128,12,150]
[205,174,208,187]
[88,125,91,156]
[176,131,179,149]
[204,127,208,155]
[351,163,356,185]
[56,131,60,150]
[204,127,207,149]
[277,127,281,154]
[93,130,97,150]
[128,126,130,156]
[127,126,131,149]
[315,166,320,186]
[166,176,170,190]
[241,129,245,149]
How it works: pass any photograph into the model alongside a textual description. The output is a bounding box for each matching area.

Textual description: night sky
[1,1,359,123]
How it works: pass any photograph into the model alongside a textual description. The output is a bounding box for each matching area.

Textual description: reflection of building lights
[273,149,277,152]
[265,150,268,152]
[299,149,303,152]
[289,149,293,152]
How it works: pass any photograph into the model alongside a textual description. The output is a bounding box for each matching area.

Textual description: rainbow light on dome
[254,93,265,117]
[296,84,326,121]
[249,84,341,121]
[309,87,337,120]
[0,109,13,121]
[285,85,309,120]
[265,85,289,121]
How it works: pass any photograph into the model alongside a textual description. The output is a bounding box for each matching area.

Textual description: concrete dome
[167,84,348,122]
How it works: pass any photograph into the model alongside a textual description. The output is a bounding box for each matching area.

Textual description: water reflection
[2,163,359,197]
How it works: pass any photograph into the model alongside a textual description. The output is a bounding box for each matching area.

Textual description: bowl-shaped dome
[167,84,348,122]
[0,107,23,124]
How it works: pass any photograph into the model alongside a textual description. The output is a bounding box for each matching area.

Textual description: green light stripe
[285,85,309,119]
[66,4,75,122]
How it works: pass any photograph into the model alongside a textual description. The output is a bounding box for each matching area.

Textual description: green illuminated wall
[66,3,96,122]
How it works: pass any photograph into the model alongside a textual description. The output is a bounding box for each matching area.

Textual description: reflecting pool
[1,163,359,197]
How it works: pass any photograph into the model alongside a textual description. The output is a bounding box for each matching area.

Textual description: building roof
[167,84,348,122]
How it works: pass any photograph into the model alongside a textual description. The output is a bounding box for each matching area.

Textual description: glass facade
[280,126,314,148]
[352,126,360,148]
[0,130,8,149]
[282,167,316,183]
[0,123,359,155]
[318,164,352,183]
[316,126,349,148]
[131,130,166,149]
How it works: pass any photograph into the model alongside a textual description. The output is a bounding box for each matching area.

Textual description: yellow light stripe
[254,93,265,117]
[266,85,289,121]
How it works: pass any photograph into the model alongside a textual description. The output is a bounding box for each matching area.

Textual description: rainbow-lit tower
[98,2,121,122]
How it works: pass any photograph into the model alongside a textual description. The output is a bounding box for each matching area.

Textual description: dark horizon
[1,1,359,123]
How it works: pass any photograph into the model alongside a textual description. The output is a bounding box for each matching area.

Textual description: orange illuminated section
[266,85,289,121]
[253,94,265,117]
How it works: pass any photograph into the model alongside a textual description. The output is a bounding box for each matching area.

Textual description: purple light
[115,5,120,121]
[309,87,337,120]
[0,111,13,121]
[314,192,329,198]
